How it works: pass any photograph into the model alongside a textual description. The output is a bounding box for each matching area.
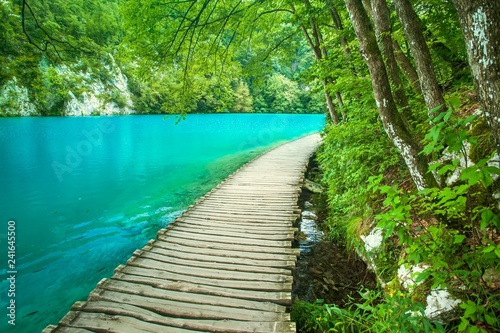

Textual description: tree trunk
[344,0,438,190]
[335,91,348,121]
[370,0,410,114]
[326,0,351,58]
[393,40,422,95]
[294,4,340,124]
[393,0,445,115]
[325,87,340,123]
[452,0,500,153]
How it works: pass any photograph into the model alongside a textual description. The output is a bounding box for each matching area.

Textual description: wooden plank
[189,207,295,218]
[97,279,286,312]
[126,256,293,283]
[42,326,93,333]
[60,311,206,333]
[72,301,295,333]
[157,234,300,256]
[167,224,294,241]
[115,265,292,291]
[197,203,299,211]
[134,250,292,275]
[175,217,296,231]
[184,211,298,223]
[88,289,290,321]
[161,229,292,248]
[201,196,298,204]
[146,245,295,269]
[111,272,291,305]
[211,190,299,196]
[150,240,297,262]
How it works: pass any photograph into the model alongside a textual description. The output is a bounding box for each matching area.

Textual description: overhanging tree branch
[21,0,74,58]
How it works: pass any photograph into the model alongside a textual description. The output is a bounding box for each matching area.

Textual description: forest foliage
[0,0,324,115]
[2,0,500,332]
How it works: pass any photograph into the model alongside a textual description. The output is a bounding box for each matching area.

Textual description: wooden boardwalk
[43,133,321,333]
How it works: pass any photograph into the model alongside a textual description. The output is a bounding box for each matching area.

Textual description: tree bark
[393,0,445,115]
[335,91,348,121]
[325,88,340,123]
[344,0,438,190]
[452,0,500,153]
[370,0,410,114]
[392,40,422,95]
[326,0,351,58]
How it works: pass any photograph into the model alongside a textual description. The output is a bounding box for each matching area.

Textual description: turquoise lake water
[0,113,325,332]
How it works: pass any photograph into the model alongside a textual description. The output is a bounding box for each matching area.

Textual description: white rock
[301,210,317,220]
[397,264,427,289]
[424,289,461,320]
[0,78,38,116]
[361,227,383,253]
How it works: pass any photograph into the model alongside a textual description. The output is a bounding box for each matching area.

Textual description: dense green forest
[3,0,500,332]
[0,0,324,115]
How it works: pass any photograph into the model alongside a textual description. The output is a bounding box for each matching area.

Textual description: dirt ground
[293,238,377,306]
[292,187,377,306]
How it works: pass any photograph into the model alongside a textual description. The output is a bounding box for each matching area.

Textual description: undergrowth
[295,90,500,332]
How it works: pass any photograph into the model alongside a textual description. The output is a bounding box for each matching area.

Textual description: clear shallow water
[0,113,325,332]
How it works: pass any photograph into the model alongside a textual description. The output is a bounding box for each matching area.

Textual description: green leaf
[483,245,495,253]
[428,163,441,172]
[495,246,500,259]
[415,269,431,283]
[448,95,461,109]
[454,234,466,244]
[438,164,456,175]
[484,314,497,326]
[467,326,480,333]
[480,210,496,230]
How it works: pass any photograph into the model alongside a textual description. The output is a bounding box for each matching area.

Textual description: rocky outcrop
[0,55,135,117]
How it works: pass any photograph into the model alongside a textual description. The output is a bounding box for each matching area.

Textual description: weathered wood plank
[161,229,292,248]
[157,234,300,256]
[170,222,295,239]
[42,326,93,333]
[72,301,295,333]
[189,207,295,218]
[183,211,298,223]
[111,272,292,305]
[126,256,293,283]
[115,265,292,291]
[60,311,207,333]
[134,249,292,275]
[146,245,295,268]
[174,216,296,231]
[200,196,298,204]
[150,240,297,262]
[88,289,290,321]
[196,203,299,211]
[97,279,286,312]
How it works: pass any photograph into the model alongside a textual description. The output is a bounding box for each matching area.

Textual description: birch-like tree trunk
[453,0,500,153]
[370,0,410,117]
[344,0,438,190]
[393,0,445,115]
[293,4,340,123]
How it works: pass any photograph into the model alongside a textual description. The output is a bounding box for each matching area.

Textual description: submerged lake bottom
[0,113,325,332]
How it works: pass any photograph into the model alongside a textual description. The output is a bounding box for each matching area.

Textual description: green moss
[468,118,495,163]
[409,280,432,305]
